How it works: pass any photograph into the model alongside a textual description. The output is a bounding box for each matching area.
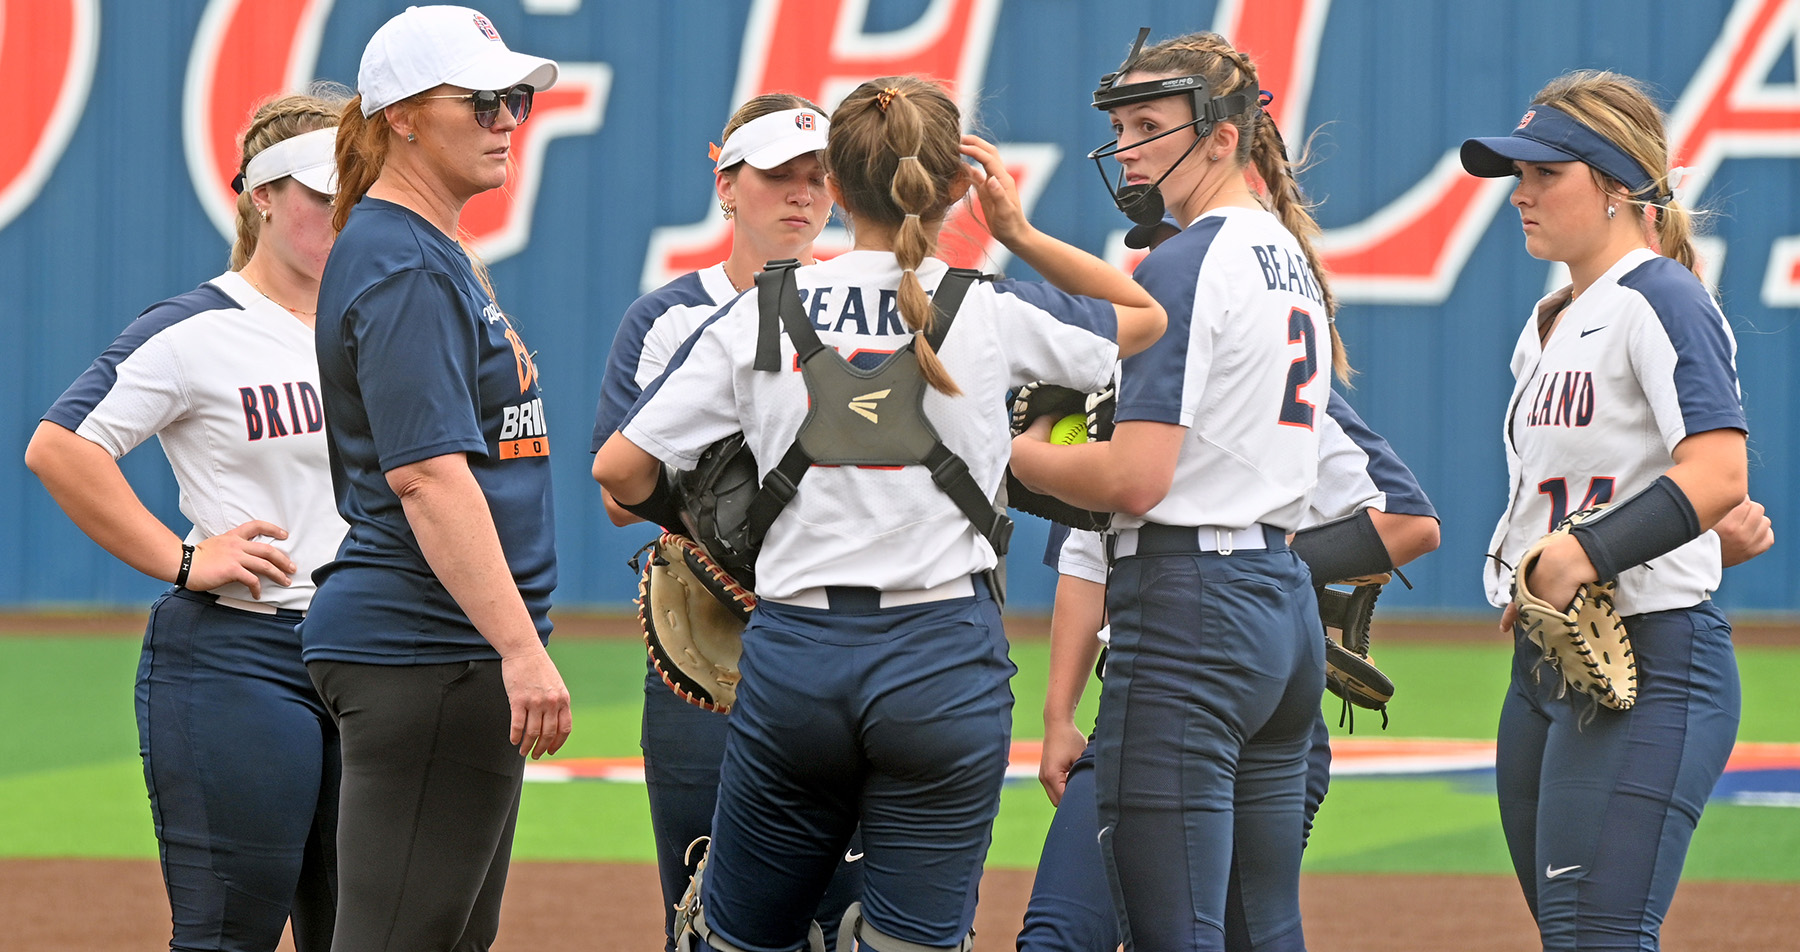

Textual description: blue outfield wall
[1,0,1795,614]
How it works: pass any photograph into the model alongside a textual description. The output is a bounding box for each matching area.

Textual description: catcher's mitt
[636,533,755,714]
[1318,581,1395,731]
[1005,381,1115,532]
[672,433,761,591]
[1512,507,1635,711]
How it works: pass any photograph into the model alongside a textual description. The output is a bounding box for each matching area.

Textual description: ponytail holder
[1258,90,1274,109]
[1665,165,1693,205]
[903,213,921,221]
[708,142,722,163]
[876,87,900,113]
[901,266,916,275]
[897,155,921,163]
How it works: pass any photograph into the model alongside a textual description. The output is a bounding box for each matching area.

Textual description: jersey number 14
[1538,476,1616,530]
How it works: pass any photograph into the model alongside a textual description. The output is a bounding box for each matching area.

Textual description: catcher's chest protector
[746,260,1013,560]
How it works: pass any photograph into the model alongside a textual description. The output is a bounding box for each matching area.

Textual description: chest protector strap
[745,260,1013,560]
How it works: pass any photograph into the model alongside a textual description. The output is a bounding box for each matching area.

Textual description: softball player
[25,92,348,952]
[304,8,568,950]
[1460,71,1749,951]
[596,75,1164,952]
[1021,391,1441,952]
[1009,30,1346,951]
[588,93,862,952]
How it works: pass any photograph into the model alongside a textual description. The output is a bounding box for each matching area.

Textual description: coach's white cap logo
[848,389,891,423]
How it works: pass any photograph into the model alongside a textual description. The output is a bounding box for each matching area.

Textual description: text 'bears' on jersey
[796,285,909,337]
[1252,243,1326,309]
[239,381,324,441]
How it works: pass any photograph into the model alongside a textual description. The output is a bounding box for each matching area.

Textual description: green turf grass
[2,633,1796,880]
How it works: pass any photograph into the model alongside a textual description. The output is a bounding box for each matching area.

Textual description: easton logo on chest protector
[848,389,890,422]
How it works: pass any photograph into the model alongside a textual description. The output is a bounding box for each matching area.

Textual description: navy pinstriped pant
[700,579,1011,952]
[639,659,863,951]
[137,588,338,952]
[1496,601,1739,951]
[1093,530,1322,952]
[1019,716,1333,952]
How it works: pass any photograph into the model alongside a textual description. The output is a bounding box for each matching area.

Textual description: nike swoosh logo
[844,850,864,863]
[1546,864,1582,878]
[1580,326,1606,337]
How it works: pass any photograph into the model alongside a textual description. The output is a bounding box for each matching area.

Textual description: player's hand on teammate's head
[958,134,1031,245]
[184,520,297,599]
[1715,496,1773,568]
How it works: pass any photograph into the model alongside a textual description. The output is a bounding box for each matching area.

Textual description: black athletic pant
[308,659,524,952]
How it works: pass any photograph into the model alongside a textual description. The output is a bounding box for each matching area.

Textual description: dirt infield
[8,857,1792,951]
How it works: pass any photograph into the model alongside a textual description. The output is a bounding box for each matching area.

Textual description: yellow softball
[1050,413,1088,445]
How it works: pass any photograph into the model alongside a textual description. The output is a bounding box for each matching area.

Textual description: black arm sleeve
[1289,509,1394,585]
[618,466,688,537]
[1569,475,1703,582]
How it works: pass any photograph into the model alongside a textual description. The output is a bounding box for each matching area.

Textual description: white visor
[244,127,339,195]
[358,5,558,117]
[714,108,830,172]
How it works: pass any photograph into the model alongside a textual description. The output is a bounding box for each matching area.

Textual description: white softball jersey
[1055,389,1440,584]
[1483,248,1745,615]
[1115,206,1331,532]
[621,250,1121,599]
[44,271,348,612]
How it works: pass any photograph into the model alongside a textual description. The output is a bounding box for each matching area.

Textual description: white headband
[714,108,829,172]
[243,127,339,195]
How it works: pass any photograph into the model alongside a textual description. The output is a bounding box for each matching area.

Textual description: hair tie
[903,213,920,221]
[1258,90,1274,108]
[897,154,921,163]
[1665,165,1693,205]
[876,87,900,113]
[901,266,916,274]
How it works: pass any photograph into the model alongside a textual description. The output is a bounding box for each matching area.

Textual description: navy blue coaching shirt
[302,196,556,664]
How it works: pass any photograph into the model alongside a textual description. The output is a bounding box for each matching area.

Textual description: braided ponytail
[229,84,349,269]
[1132,33,1351,382]
[826,77,967,396]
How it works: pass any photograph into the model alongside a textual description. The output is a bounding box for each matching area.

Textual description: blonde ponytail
[826,77,968,396]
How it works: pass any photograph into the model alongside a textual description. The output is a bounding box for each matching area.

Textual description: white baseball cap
[243,127,339,195]
[358,5,559,117]
[714,108,830,172]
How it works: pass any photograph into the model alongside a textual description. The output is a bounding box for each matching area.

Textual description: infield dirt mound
[7,858,1791,950]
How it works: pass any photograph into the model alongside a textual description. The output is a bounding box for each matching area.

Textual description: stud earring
[721,201,735,220]
[1210,152,1222,161]
[1607,203,1617,219]
[406,132,417,143]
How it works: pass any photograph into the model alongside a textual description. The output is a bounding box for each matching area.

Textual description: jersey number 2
[1538,476,1616,529]
[1279,308,1318,429]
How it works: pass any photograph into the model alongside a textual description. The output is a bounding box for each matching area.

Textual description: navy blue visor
[1461,104,1659,197]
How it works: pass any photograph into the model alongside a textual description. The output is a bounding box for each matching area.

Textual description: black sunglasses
[420,84,534,128]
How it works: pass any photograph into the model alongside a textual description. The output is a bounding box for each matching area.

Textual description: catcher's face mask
[1087,27,1258,226]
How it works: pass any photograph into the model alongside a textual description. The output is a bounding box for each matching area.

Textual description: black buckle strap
[925,268,979,353]
[925,444,1013,556]
[753,259,803,372]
